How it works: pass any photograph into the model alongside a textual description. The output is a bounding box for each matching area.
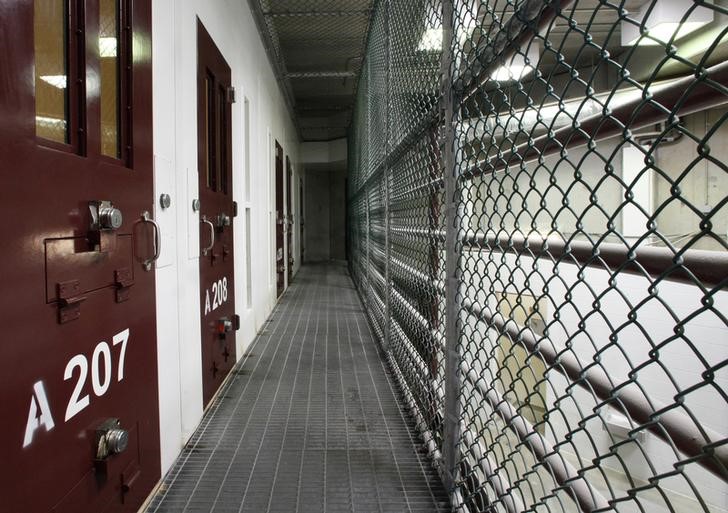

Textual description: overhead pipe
[461,230,728,289]
[461,423,527,513]
[463,61,728,179]
[461,362,611,512]
[461,297,728,481]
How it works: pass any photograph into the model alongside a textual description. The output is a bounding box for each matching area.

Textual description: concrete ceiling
[248,0,376,141]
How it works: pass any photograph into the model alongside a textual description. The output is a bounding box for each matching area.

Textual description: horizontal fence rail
[348,1,728,513]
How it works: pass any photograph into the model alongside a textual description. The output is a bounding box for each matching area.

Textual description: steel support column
[441,0,460,494]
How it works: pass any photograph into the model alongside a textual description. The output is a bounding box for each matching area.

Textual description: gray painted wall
[329,172,347,260]
[304,168,347,262]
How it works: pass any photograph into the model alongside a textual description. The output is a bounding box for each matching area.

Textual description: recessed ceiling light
[621,0,713,47]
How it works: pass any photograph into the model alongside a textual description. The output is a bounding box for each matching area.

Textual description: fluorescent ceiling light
[490,44,540,83]
[490,63,532,82]
[39,75,67,89]
[463,98,601,141]
[627,21,708,46]
[417,3,476,53]
[462,76,686,143]
[418,28,443,52]
[621,0,713,46]
[36,115,67,128]
[99,37,117,58]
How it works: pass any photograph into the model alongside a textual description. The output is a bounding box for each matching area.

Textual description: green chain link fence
[348,1,728,512]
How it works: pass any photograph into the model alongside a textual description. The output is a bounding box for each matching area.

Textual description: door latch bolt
[216,318,233,335]
[90,200,123,231]
[94,418,129,476]
[216,213,231,229]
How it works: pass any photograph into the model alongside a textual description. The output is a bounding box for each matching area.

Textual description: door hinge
[57,280,86,324]
[233,314,241,331]
[226,86,236,104]
[114,267,134,303]
[233,201,238,217]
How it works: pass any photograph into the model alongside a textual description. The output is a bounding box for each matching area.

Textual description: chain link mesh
[348,1,728,512]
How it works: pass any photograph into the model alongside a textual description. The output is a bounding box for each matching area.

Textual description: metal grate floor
[146,263,450,513]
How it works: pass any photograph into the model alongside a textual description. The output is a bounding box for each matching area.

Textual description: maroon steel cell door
[286,156,293,281]
[275,141,285,297]
[300,177,305,263]
[197,20,238,406]
[0,1,161,512]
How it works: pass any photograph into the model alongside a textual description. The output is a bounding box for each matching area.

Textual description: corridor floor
[145,263,449,513]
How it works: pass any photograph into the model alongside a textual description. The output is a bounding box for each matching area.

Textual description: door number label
[23,328,130,448]
[204,277,229,315]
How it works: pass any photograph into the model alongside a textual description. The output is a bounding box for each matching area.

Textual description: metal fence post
[383,0,391,351]
[441,0,459,494]
[365,191,371,306]
[364,50,372,308]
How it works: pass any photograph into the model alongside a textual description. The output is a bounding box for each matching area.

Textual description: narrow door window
[35,0,69,144]
[205,74,216,190]
[218,85,228,194]
[99,0,120,158]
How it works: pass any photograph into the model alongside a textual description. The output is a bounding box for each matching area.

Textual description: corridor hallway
[146,264,449,513]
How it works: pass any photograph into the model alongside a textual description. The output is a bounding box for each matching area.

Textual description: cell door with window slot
[300,178,305,263]
[275,141,285,297]
[0,1,160,512]
[197,20,238,407]
[286,156,293,282]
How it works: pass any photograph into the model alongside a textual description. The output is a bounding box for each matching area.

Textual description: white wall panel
[152,0,300,477]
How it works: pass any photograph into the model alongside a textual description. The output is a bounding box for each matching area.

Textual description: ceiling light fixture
[621,0,713,47]
[99,37,117,58]
[39,75,67,89]
[35,115,67,128]
[417,5,476,53]
[490,43,540,82]
[418,27,443,52]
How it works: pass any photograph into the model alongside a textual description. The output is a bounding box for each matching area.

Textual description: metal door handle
[201,215,215,256]
[139,211,161,271]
